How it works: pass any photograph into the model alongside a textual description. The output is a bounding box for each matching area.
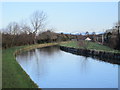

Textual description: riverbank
[2,42,60,88]
[60,41,120,64]
[60,41,120,53]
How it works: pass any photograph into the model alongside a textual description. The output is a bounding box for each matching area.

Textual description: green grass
[3,41,119,88]
[2,42,61,88]
[2,46,38,88]
[60,41,120,53]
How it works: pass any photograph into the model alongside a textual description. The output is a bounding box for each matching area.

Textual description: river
[16,46,118,88]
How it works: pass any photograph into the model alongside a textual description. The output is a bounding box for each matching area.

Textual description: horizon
[1,2,118,33]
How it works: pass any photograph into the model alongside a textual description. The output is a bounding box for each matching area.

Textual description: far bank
[60,41,120,65]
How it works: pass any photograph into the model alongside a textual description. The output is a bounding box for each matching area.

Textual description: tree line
[2,10,120,50]
[103,22,120,50]
[1,11,77,48]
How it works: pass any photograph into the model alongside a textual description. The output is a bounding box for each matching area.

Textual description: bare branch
[31,11,47,34]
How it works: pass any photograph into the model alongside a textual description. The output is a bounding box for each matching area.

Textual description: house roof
[85,37,91,41]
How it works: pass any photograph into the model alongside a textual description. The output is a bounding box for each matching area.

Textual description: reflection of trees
[16,50,36,72]
[19,49,36,59]
[38,46,60,56]
[79,56,90,73]
[34,49,40,82]
[17,46,61,81]
[34,46,60,78]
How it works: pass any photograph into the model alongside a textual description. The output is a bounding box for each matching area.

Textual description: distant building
[85,37,91,41]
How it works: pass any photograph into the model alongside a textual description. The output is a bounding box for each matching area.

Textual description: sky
[1,2,118,34]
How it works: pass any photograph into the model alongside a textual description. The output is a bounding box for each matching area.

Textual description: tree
[6,22,20,47]
[7,22,20,35]
[92,32,96,42]
[92,32,96,35]
[20,21,32,34]
[85,31,89,37]
[77,40,88,50]
[115,21,120,50]
[31,11,47,43]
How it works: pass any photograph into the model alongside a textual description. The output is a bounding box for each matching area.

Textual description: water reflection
[16,46,118,88]
[38,46,60,56]
[79,57,90,73]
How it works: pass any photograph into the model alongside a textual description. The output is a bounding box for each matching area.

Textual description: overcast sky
[1,2,118,33]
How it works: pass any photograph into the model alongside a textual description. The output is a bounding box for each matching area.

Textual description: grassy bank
[60,41,120,53]
[2,43,59,88]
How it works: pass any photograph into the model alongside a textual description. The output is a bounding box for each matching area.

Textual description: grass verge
[2,42,59,88]
[60,41,120,53]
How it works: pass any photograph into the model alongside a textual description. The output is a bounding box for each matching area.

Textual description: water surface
[16,46,118,88]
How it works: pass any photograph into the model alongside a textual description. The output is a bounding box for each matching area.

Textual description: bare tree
[31,11,47,43]
[7,22,20,35]
[6,22,20,47]
[77,40,88,50]
[20,21,32,34]
[85,31,89,36]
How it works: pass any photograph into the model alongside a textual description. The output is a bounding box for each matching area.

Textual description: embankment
[60,46,120,65]
[2,43,58,88]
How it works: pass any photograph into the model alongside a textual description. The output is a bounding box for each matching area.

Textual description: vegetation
[2,46,38,88]
[1,9,120,88]
[2,42,60,88]
[2,11,75,49]
[104,21,120,50]
[2,11,47,48]
[60,41,120,53]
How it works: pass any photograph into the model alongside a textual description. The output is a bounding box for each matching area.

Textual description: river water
[16,46,118,88]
